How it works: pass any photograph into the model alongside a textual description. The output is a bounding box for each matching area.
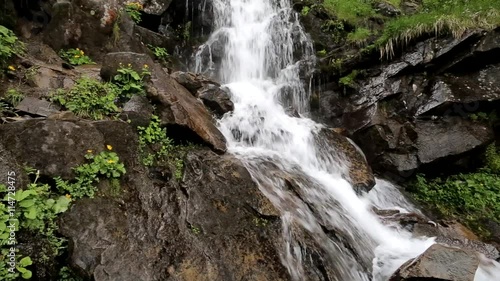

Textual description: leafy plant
[55,148,126,199]
[316,49,327,57]
[322,0,375,25]
[51,77,120,120]
[0,249,32,280]
[136,116,189,180]
[125,2,143,23]
[148,45,170,62]
[0,25,24,72]
[58,266,83,281]
[339,70,359,87]
[301,6,311,16]
[112,63,151,98]
[59,48,94,66]
[411,142,500,237]
[5,88,24,106]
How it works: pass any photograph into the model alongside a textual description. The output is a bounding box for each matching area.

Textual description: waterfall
[194,0,437,280]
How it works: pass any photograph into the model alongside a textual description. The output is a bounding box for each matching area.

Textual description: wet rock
[375,2,401,17]
[120,95,154,127]
[100,52,155,81]
[59,147,294,281]
[0,119,105,179]
[198,85,234,117]
[15,97,61,117]
[389,244,480,281]
[415,117,493,164]
[171,71,221,95]
[316,128,375,193]
[143,0,174,15]
[146,64,227,153]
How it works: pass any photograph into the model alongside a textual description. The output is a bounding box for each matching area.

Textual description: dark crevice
[138,12,163,33]
[13,0,51,25]
[165,124,207,147]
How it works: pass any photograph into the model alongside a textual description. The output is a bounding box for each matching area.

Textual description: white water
[193,0,497,280]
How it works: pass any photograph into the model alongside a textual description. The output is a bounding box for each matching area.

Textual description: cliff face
[0,0,499,280]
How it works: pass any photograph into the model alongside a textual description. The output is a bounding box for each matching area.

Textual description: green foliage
[58,266,83,281]
[190,225,201,234]
[339,70,359,87]
[347,28,372,45]
[484,143,500,174]
[138,115,174,166]
[411,143,500,236]
[112,64,151,98]
[51,77,120,120]
[322,0,375,24]
[182,21,192,41]
[125,2,143,23]
[148,45,170,62]
[55,149,126,199]
[0,249,32,280]
[137,116,189,180]
[301,6,311,16]
[316,49,327,57]
[0,25,24,71]
[5,88,24,106]
[58,48,94,66]
[376,0,500,57]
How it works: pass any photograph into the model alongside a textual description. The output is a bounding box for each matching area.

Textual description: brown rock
[147,64,227,153]
[316,128,375,193]
[390,244,480,281]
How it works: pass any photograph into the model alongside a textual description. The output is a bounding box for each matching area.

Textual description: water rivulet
[193,0,494,280]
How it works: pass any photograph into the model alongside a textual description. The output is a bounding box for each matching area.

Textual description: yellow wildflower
[76,48,80,50]
[74,55,80,58]
[107,159,115,164]
[127,63,132,67]
[7,65,15,71]
[87,149,93,153]
[80,50,84,55]
[106,144,113,150]
[65,194,71,199]
[144,64,148,68]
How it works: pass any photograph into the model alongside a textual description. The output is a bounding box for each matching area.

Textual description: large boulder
[146,64,227,153]
[389,244,480,281]
[316,128,375,193]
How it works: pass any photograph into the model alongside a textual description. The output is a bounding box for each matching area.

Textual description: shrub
[55,147,126,199]
[5,88,24,106]
[125,2,143,23]
[0,25,24,72]
[51,77,120,120]
[112,63,151,98]
[411,143,500,236]
[59,48,94,66]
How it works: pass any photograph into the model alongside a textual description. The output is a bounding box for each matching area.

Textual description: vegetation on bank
[410,143,500,237]
[0,25,23,73]
[303,0,500,57]
[0,146,125,280]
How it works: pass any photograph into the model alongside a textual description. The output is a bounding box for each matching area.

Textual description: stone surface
[389,244,480,281]
[100,52,155,81]
[316,128,375,193]
[198,85,234,117]
[147,64,227,153]
[120,95,154,127]
[15,97,61,117]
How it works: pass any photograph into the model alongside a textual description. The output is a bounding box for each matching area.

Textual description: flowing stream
[193,0,498,280]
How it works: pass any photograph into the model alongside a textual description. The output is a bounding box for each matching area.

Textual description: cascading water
[193,0,498,280]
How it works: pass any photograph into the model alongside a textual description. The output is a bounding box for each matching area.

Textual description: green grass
[376,0,500,57]
[347,28,372,45]
[318,0,500,58]
[323,0,375,24]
